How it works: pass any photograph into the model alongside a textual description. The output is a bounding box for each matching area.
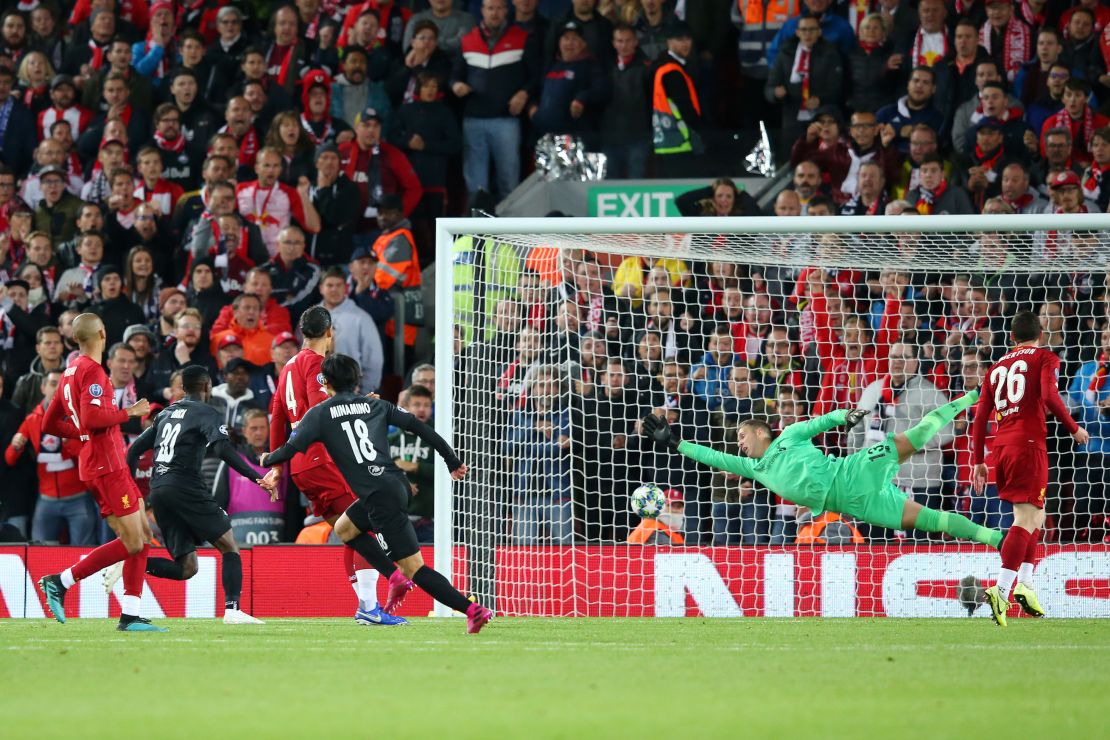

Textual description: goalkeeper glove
[845,408,867,428]
[642,413,680,450]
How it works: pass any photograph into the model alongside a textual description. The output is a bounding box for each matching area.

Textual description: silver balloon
[534,134,608,181]
[744,120,776,178]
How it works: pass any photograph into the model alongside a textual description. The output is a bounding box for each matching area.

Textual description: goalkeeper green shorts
[827,434,908,530]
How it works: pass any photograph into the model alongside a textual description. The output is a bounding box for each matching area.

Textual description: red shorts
[991,444,1049,508]
[88,468,143,519]
[293,464,358,521]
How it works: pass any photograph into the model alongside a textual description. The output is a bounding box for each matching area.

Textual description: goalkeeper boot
[384,570,415,614]
[102,561,123,594]
[466,603,493,634]
[39,574,68,623]
[117,615,168,633]
[983,585,1010,628]
[1012,583,1046,618]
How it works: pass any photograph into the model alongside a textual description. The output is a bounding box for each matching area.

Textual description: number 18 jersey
[972,345,1079,462]
[270,348,332,475]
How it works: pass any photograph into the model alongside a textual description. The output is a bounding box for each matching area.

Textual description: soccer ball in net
[630,484,667,519]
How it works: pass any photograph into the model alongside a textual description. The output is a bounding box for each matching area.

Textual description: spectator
[80,37,154,114]
[167,69,219,146]
[959,81,1029,157]
[153,286,188,344]
[980,0,1032,83]
[123,324,157,389]
[600,23,651,179]
[905,0,949,70]
[404,0,475,55]
[37,74,94,143]
[80,137,127,206]
[451,0,539,203]
[53,230,105,308]
[529,21,609,143]
[626,0,674,63]
[767,16,843,151]
[80,72,153,162]
[123,246,161,322]
[307,143,360,267]
[389,20,452,107]
[1063,6,1101,83]
[689,326,734,411]
[786,160,823,214]
[332,44,391,137]
[1015,28,1066,108]
[766,0,855,66]
[18,51,54,116]
[1068,322,1110,542]
[210,293,275,366]
[318,265,383,393]
[505,364,573,545]
[263,225,321,323]
[1027,63,1069,137]
[389,384,436,543]
[1044,169,1091,216]
[151,103,202,191]
[90,265,145,346]
[205,6,250,84]
[907,152,976,214]
[213,407,286,545]
[236,147,321,257]
[337,106,422,236]
[675,177,761,217]
[840,160,888,215]
[876,65,946,154]
[5,368,97,544]
[848,14,899,116]
[546,0,614,64]
[11,325,64,416]
[187,259,231,332]
[211,266,293,336]
[1039,78,1108,167]
[219,96,261,179]
[32,165,82,245]
[22,139,83,207]
[264,6,309,99]
[955,119,1020,210]
[1081,126,1110,211]
[208,356,265,429]
[512,0,549,40]
[370,194,422,369]
[0,66,38,177]
[999,161,1049,213]
[105,341,150,439]
[943,18,992,116]
[134,145,184,216]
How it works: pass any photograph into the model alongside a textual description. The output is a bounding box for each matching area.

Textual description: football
[630,483,667,519]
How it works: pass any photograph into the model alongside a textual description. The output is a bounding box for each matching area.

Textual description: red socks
[71,539,129,581]
[122,544,150,596]
[1001,526,1032,572]
[343,545,356,584]
[1024,528,1039,565]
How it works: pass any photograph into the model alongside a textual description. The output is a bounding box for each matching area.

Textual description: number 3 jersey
[270,348,332,476]
[148,399,233,492]
[972,345,1079,462]
[43,354,131,480]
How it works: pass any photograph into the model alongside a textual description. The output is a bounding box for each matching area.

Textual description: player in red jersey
[37,314,165,632]
[267,305,413,625]
[972,310,1089,626]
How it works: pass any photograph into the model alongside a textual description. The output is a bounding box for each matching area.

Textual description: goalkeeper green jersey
[677,410,850,515]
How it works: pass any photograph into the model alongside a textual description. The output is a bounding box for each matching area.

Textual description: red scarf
[144,39,172,80]
[300,113,332,146]
[208,214,251,262]
[915,178,948,214]
[980,19,1031,81]
[974,145,1004,176]
[266,43,296,88]
[117,103,133,126]
[1090,352,1110,394]
[87,39,106,70]
[1046,106,1096,151]
[1083,161,1110,200]
[859,41,881,53]
[910,28,949,67]
[344,142,376,180]
[22,84,45,109]
[1003,191,1034,211]
[154,129,186,153]
[795,46,811,110]
[221,125,259,167]
[1019,0,1046,28]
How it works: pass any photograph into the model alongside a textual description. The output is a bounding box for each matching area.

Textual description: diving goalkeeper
[641,392,1002,546]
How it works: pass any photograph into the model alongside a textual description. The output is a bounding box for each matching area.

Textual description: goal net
[433,215,1110,619]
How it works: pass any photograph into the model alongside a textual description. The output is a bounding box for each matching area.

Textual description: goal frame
[431,213,1110,617]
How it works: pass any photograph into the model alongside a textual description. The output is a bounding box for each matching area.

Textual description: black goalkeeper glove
[642,414,680,450]
[845,408,867,428]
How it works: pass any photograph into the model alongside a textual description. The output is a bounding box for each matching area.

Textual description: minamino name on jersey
[329,402,374,419]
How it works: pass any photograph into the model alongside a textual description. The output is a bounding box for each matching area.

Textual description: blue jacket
[1069,359,1110,454]
[767,12,855,67]
[531,55,610,137]
[504,406,572,500]
[876,97,947,154]
[690,352,734,411]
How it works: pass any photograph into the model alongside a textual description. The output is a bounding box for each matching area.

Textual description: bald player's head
[72,313,106,346]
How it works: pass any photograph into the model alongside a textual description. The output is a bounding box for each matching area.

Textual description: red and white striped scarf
[980,19,1031,82]
[910,28,949,67]
[1045,106,1096,151]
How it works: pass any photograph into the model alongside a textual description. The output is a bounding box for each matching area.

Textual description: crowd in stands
[0,0,1108,550]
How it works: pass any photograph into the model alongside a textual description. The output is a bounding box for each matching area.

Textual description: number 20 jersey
[973,345,1079,460]
[270,348,332,476]
[148,399,230,491]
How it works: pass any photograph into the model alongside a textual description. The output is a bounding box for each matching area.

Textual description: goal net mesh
[444,219,1109,618]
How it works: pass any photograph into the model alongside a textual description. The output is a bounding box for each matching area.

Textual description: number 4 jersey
[270,348,332,476]
[972,345,1079,462]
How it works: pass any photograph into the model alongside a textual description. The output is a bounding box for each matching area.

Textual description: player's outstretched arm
[781,409,853,440]
[126,422,157,471]
[213,439,269,484]
[390,407,466,475]
[261,442,298,469]
[641,413,757,478]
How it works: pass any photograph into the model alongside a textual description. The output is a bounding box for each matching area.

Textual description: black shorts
[345,473,420,561]
[149,484,232,559]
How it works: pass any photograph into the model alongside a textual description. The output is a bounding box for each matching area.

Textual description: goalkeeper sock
[913,506,1001,547]
[903,391,979,450]
[411,565,473,614]
[222,552,242,611]
[146,557,186,580]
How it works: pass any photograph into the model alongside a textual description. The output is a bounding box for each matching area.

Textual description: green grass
[3,618,1109,739]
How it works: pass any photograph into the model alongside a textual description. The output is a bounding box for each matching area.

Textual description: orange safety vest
[295,521,333,544]
[738,0,798,25]
[627,518,685,545]
[796,512,865,544]
[372,226,421,346]
[652,61,701,154]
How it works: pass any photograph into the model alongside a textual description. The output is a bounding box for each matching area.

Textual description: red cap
[1049,170,1081,189]
[272,331,297,348]
[663,488,684,505]
[218,334,243,349]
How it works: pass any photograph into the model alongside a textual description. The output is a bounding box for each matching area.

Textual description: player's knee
[121,531,145,554]
[179,556,199,580]
[333,514,357,541]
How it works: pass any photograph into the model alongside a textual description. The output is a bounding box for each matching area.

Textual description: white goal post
[432,214,1110,619]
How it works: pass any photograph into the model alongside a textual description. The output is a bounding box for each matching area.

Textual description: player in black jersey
[127,365,267,625]
[262,354,493,633]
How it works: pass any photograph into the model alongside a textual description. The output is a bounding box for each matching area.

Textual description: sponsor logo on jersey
[368,465,384,476]
[219,425,228,436]
[89,384,103,398]
[156,464,169,475]
[317,373,325,385]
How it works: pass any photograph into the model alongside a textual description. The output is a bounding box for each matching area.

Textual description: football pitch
[3,617,1108,739]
